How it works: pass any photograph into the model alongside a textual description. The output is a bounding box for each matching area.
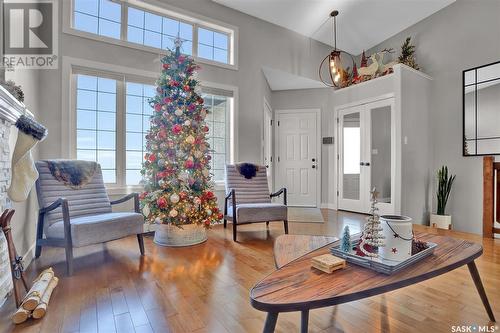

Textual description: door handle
[312,165,316,169]
[312,158,316,162]
[365,162,370,166]
[360,162,365,166]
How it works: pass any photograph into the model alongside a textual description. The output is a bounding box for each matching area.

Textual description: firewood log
[32,276,59,319]
[21,267,54,311]
[11,307,30,324]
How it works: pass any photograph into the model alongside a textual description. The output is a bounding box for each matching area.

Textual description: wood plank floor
[1,210,498,333]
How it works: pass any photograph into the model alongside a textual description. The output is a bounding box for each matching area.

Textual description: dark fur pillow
[235,163,259,179]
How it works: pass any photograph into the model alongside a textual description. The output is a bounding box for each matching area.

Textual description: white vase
[430,214,452,230]
[379,215,413,262]
[153,223,207,247]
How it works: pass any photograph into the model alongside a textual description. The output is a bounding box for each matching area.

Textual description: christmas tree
[398,37,420,70]
[359,188,385,257]
[140,39,223,228]
[341,225,352,252]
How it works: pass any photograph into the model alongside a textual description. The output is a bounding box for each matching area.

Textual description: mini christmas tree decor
[140,39,223,229]
[398,37,420,70]
[360,50,368,68]
[359,188,385,257]
[341,225,352,252]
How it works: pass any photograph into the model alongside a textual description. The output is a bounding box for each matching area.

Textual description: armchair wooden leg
[266,221,270,227]
[233,222,237,242]
[284,220,289,234]
[224,218,227,228]
[137,234,145,256]
[35,214,44,259]
[65,245,74,276]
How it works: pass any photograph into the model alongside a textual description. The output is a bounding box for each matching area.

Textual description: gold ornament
[185,135,195,144]
[169,209,178,218]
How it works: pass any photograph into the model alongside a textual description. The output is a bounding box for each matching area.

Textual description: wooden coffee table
[250,233,496,333]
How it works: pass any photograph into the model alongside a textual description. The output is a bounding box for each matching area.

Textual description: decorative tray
[330,240,437,275]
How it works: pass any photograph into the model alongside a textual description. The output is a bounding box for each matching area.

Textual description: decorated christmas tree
[398,37,420,70]
[358,188,385,257]
[140,40,223,228]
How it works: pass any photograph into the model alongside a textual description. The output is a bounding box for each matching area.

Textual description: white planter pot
[153,223,207,247]
[379,215,413,262]
[430,214,452,230]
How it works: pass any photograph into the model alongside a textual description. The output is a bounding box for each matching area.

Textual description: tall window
[74,71,234,186]
[70,0,234,66]
[127,7,193,54]
[125,82,155,185]
[202,91,232,182]
[74,0,121,39]
[76,74,117,183]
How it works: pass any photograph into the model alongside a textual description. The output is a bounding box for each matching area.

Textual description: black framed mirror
[463,60,500,156]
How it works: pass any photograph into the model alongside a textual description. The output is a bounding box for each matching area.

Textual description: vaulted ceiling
[212,0,455,55]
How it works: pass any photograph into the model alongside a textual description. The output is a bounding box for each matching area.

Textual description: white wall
[364,0,500,234]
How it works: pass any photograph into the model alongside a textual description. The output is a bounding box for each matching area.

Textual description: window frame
[64,56,238,194]
[63,0,238,70]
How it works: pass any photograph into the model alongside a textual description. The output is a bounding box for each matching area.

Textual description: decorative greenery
[398,37,420,70]
[341,225,352,252]
[0,80,24,102]
[139,43,222,228]
[436,166,456,215]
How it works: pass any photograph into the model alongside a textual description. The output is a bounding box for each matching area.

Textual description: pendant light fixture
[319,10,355,88]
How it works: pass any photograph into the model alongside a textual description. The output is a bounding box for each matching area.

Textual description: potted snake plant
[430,166,456,229]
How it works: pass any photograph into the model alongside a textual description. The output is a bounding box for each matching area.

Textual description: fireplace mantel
[0,85,31,124]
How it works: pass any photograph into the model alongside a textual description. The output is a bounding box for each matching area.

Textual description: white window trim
[62,56,238,194]
[62,0,239,70]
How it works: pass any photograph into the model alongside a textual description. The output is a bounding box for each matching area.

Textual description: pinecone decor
[411,239,428,255]
[398,37,420,70]
[359,188,385,257]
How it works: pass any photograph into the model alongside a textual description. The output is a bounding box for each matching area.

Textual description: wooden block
[311,254,346,273]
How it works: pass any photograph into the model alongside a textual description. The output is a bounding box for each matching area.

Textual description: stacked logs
[12,267,59,324]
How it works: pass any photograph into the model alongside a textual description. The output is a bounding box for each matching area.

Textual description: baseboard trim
[320,203,337,210]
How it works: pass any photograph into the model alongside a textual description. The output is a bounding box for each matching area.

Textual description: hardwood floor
[0,210,498,333]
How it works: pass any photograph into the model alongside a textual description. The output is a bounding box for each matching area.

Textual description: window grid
[125,82,155,185]
[74,0,121,39]
[71,0,233,66]
[76,74,117,183]
[126,6,193,55]
[203,94,229,182]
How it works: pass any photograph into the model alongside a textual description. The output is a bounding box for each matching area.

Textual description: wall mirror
[463,60,500,156]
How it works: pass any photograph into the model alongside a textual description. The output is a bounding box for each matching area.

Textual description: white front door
[275,110,319,207]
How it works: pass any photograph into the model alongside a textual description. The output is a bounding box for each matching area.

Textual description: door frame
[333,93,401,214]
[274,108,322,207]
[262,97,274,192]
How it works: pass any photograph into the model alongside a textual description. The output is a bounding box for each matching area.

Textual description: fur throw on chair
[45,160,98,189]
[235,163,260,179]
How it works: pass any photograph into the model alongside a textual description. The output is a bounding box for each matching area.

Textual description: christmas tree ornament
[185,135,195,144]
[175,108,183,116]
[169,193,180,204]
[169,209,178,218]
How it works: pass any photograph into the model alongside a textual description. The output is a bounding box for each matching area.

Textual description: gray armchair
[224,164,288,241]
[34,160,145,275]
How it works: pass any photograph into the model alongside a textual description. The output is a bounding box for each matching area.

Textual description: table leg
[263,312,279,333]
[467,261,496,322]
[301,310,309,333]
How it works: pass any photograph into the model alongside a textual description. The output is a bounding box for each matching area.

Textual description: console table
[250,232,495,333]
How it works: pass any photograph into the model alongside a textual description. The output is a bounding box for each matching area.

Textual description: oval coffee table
[250,233,495,333]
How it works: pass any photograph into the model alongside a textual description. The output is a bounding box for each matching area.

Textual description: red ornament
[147,154,156,162]
[163,63,170,70]
[178,55,186,63]
[184,160,194,169]
[204,191,214,199]
[157,129,167,139]
[163,97,172,104]
[188,104,196,111]
[204,219,210,226]
[154,104,162,112]
[179,191,188,200]
[157,197,167,208]
[183,85,190,92]
[203,126,209,133]
[172,124,182,134]
[217,213,223,220]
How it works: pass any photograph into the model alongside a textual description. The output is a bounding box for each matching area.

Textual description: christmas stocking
[7,115,47,202]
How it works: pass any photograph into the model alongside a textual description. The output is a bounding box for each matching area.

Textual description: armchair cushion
[46,212,144,247]
[227,203,287,224]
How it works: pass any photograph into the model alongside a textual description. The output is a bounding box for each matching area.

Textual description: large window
[74,71,234,187]
[70,0,235,67]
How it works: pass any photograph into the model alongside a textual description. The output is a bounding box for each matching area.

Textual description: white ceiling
[262,67,326,91]
[213,0,455,55]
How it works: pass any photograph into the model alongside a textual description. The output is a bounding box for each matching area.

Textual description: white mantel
[0,85,31,123]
